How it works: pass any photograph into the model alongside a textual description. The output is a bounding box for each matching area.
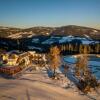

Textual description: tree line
[59,43,100,54]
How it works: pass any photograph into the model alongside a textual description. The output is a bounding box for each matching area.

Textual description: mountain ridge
[0,25,100,40]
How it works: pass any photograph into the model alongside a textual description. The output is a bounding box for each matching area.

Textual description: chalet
[0,53,8,61]
[0,50,48,68]
[7,54,19,66]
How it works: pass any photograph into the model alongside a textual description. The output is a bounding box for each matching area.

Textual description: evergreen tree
[48,46,61,78]
[95,43,100,53]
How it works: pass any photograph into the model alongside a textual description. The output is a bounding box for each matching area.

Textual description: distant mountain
[0,26,55,39]
[0,25,100,40]
[23,27,55,35]
[0,26,21,38]
[51,25,100,40]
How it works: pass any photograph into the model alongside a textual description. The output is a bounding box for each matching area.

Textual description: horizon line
[0,24,100,30]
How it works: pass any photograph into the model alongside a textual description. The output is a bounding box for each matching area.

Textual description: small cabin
[7,54,19,66]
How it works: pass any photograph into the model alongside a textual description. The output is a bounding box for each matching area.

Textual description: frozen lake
[63,55,100,80]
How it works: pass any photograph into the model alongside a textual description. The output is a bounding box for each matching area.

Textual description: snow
[63,55,100,80]
[81,40,93,45]
[59,36,72,43]
[88,61,100,80]
[93,30,98,33]
[42,37,60,44]
[42,39,55,44]
[42,35,75,44]
[84,34,92,40]
[0,68,99,100]
[32,38,39,43]
[50,36,61,39]
[8,50,22,55]
[89,61,100,66]
[0,53,100,100]
[41,35,99,45]
[63,56,76,64]
[27,46,42,51]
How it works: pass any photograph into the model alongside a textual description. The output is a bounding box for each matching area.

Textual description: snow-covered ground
[0,68,100,100]
[41,35,99,45]
[42,36,61,44]
[0,54,100,100]
[27,46,43,51]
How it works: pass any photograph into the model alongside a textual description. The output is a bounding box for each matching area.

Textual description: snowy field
[0,55,100,100]
[0,69,100,100]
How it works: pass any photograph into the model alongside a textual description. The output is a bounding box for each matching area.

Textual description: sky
[0,0,100,29]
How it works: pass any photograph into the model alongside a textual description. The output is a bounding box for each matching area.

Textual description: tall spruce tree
[48,46,61,78]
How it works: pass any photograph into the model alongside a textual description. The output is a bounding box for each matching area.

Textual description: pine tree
[95,43,100,53]
[48,46,61,78]
[75,54,99,93]
[79,44,83,54]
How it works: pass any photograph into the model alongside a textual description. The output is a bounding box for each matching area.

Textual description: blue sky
[0,0,100,28]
